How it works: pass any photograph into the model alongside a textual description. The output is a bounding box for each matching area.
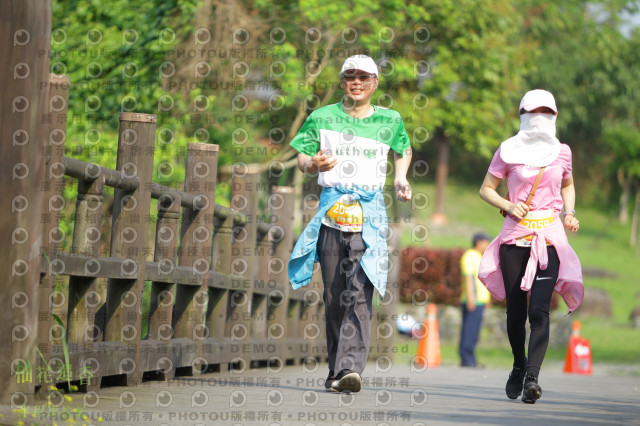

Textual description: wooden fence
[11,75,401,397]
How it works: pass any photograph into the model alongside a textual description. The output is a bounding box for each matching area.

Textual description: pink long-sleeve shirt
[478,216,583,312]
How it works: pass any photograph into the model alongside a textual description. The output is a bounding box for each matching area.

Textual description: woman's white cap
[519,89,558,114]
[339,55,379,77]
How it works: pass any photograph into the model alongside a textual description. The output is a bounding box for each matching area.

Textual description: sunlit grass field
[393,182,640,367]
[395,320,640,370]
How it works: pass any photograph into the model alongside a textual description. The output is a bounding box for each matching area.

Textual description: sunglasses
[342,74,376,82]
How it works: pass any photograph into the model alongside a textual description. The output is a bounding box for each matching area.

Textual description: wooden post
[252,230,271,343]
[256,231,271,289]
[205,207,233,372]
[173,143,218,374]
[268,187,295,366]
[67,176,105,344]
[210,212,232,340]
[229,164,260,368]
[146,192,180,381]
[149,193,181,342]
[213,213,234,276]
[203,282,229,371]
[0,0,52,403]
[210,169,233,354]
[37,74,69,389]
[105,112,156,386]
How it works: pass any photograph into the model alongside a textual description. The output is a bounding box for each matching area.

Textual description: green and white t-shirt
[290,103,410,232]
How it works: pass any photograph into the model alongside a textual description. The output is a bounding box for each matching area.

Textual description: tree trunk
[630,187,640,249]
[0,0,52,403]
[432,134,450,225]
[618,168,631,224]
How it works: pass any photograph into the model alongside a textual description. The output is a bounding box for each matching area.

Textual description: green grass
[406,182,640,321]
[396,181,640,365]
[575,317,640,364]
[393,337,564,370]
[395,322,640,369]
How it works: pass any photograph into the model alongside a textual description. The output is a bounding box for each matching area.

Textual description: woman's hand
[564,214,580,233]
[507,201,530,221]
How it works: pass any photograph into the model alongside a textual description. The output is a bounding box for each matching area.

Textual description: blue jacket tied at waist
[288,185,390,298]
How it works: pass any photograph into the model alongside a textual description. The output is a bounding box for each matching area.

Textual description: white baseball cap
[519,89,558,114]
[339,55,379,77]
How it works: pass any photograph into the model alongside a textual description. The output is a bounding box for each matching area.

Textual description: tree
[522,0,640,208]
[239,0,434,225]
[604,122,640,245]
[415,0,533,223]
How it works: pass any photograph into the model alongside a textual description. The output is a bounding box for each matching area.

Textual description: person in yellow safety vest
[459,233,492,367]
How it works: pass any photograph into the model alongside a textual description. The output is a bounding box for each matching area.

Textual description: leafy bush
[399,246,465,305]
[399,246,558,310]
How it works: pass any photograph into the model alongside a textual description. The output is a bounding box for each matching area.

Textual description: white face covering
[500,113,560,167]
[520,113,556,133]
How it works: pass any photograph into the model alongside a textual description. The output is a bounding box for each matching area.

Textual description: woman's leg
[526,246,560,376]
[499,244,531,369]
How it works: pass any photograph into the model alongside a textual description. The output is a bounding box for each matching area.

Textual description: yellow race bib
[516,209,554,247]
[323,196,363,232]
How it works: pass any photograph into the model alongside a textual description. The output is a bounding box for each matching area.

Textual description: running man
[288,55,412,393]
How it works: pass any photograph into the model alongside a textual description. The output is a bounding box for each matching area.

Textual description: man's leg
[317,225,348,374]
[459,304,484,366]
[334,231,374,375]
[468,305,484,364]
[459,305,473,365]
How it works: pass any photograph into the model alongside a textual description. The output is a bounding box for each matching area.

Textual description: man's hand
[394,177,412,201]
[466,299,477,312]
[303,149,337,174]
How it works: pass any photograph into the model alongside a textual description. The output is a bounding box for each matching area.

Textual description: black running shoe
[324,370,337,392]
[505,366,526,399]
[330,369,362,393]
[521,373,542,404]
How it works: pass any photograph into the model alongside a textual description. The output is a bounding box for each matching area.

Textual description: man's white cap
[519,89,558,114]
[339,55,379,77]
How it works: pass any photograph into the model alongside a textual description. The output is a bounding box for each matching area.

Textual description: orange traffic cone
[415,304,441,367]
[563,320,592,375]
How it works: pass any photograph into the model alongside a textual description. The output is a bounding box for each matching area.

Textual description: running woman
[477,89,584,404]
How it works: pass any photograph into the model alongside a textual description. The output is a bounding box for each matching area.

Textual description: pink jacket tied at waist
[478,215,584,312]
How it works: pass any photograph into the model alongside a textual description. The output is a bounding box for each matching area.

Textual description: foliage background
[50,0,640,205]
[47,0,640,365]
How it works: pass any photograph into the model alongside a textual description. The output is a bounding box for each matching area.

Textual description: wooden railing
[27,76,399,395]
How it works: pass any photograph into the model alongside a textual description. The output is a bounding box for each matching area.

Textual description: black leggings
[499,244,560,376]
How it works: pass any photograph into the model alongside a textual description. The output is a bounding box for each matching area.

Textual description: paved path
[5,362,640,425]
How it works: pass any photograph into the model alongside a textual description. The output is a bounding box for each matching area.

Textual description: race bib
[516,209,554,247]
[322,195,363,232]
